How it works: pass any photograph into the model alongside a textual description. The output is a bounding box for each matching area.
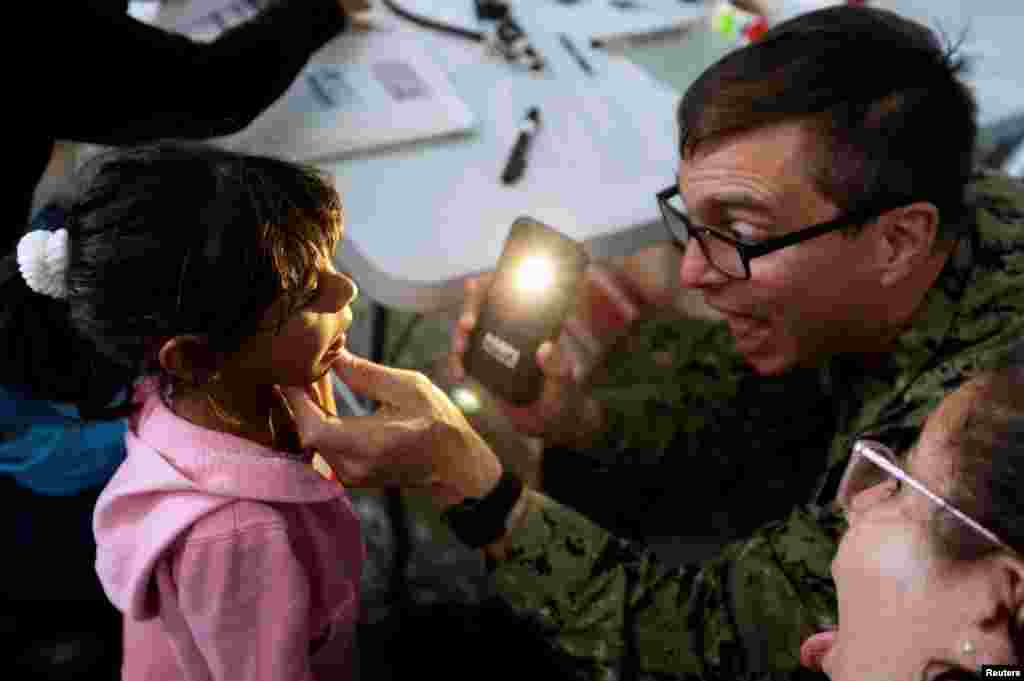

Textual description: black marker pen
[501,107,540,185]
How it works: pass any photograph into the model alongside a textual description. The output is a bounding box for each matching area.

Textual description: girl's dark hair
[0,141,343,419]
[677,6,977,242]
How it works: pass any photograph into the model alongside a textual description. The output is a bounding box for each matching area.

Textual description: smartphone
[465,216,589,405]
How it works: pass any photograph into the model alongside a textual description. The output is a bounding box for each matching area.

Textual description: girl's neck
[171,380,303,454]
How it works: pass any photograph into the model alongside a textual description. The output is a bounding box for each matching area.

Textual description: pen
[558,33,594,76]
[501,107,540,185]
[589,18,698,49]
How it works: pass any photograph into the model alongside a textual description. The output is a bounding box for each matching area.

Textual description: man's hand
[280,351,503,509]
[447,262,641,449]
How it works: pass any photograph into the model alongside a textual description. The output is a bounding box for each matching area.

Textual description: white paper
[155,0,268,42]
[210,29,477,161]
[532,0,707,45]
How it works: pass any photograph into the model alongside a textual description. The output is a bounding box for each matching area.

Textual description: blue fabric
[0,385,126,496]
[1,203,127,495]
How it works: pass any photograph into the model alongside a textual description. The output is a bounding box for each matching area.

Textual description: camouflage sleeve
[542,314,834,539]
[584,316,746,460]
[492,490,844,680]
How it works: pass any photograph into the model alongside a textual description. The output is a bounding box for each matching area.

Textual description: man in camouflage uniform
[284,6,1024,680]
[458,6,1024,679]
[484,170,1024,680]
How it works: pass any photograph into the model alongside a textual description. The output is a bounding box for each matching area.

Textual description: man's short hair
[677,6,977,241]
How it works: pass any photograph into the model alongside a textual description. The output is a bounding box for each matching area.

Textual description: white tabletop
[317,2,720,312]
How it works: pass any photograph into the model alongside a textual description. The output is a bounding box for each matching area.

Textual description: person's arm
[484,489,844,678]
[474,314,841,677]
[552,315,832,512]
[0,387,127,495]
[4,418,127,496]
[42,0,351,144]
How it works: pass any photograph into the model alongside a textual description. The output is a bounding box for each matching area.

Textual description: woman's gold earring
[960,640,975,656]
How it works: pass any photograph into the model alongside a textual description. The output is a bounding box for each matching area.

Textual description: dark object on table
[474,0,508,20]
[500,108,541,184]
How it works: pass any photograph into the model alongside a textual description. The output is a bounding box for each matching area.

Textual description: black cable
[380,0,546,71]
[379,0,486,42]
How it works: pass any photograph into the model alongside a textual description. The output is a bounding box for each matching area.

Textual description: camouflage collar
[824,227,973,393]
[887,226,974,380]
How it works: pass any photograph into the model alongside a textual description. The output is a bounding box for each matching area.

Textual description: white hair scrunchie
[17,228,70,300]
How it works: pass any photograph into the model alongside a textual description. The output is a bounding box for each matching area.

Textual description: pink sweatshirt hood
[94,379,348,621]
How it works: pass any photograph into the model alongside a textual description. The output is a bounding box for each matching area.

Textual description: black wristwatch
[441,471,524,548]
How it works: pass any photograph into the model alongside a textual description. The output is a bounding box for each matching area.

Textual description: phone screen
[465,217,589,405]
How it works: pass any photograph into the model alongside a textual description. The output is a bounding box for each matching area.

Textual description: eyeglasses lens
[660,192,746,278]
[838,443,896,510]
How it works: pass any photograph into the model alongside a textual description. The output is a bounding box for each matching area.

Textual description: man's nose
[678,238,729,289]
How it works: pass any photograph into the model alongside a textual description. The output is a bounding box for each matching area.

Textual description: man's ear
[972,554,1024,648]
[158,335,221,385]
[874,202,940,287]
[1004,555,1024,647]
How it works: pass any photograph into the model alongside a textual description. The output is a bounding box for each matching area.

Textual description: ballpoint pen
[558,33,594,76]
[589,18,698,49]
[501,107,541,185]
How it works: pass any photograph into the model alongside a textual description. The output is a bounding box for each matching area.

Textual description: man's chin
[740,348,794,376]
[738,338,829,376]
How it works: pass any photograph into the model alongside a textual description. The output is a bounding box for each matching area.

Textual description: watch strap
[441,471,524,548]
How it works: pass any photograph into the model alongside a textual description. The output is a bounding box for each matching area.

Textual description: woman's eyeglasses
[838,439,1018,556]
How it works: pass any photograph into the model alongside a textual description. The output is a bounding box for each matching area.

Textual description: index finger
[575,264,639,341]
[330,350,423,407]
[450,272,495,381]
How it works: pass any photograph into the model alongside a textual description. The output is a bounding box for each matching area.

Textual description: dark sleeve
[542,316,836,540]
[39,0,348,144]
[493,490,842,680]
[489,317,840,678]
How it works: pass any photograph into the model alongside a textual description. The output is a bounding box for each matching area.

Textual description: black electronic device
[474,0,508,20]
[464,217,588,405]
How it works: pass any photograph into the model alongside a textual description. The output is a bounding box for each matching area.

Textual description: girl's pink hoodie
[93,379,364,681]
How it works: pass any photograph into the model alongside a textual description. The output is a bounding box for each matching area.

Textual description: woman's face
[810,385,1012,680]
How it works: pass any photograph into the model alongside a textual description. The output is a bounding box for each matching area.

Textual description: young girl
[7,141,364,680]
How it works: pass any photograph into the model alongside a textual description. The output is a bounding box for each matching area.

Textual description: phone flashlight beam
[515,254,556,294]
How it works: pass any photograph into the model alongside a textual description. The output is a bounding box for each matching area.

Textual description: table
[321,1,737,313]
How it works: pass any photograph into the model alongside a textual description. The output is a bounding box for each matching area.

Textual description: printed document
[153,0,477,161]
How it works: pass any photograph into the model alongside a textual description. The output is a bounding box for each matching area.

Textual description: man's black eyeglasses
[656,185,887,280]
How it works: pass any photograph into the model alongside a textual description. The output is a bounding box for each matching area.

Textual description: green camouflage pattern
[490,169,1024,680]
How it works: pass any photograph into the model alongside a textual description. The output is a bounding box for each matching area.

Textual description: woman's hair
[0,141,343,418]
[933,355,1024,656]
[676,6,977,242]
[934,360,1024,563]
